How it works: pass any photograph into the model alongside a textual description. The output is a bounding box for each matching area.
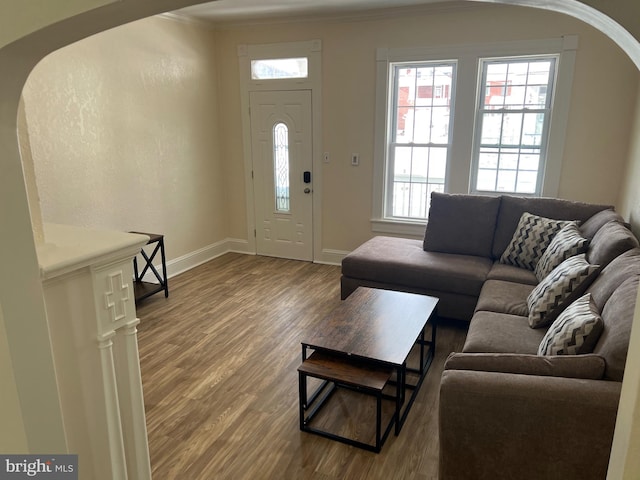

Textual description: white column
[113,320,152,480]
[38,224,151,480]
[97,332,128,479]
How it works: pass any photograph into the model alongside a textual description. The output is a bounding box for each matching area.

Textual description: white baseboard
[166,238,251,278]
[317,249,349,266]
[138,240,346,283]
[138,238,251,282]
[223,238,254,256]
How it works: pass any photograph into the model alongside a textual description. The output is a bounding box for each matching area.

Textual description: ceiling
[173,0,476,24]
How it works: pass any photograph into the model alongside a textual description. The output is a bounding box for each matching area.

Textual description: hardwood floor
[136,253,467,479]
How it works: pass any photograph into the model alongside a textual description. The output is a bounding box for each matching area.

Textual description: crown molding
[175,1,502,30]
[157,12,217,30]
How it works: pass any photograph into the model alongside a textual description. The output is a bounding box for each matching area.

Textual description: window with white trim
[387,62,456,219]
[472,56,557,195]
[373,38,576,235]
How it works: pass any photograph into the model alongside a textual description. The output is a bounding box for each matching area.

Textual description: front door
[249,90,313,261]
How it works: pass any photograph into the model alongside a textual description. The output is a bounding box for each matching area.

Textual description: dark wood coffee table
[298,287,438,452]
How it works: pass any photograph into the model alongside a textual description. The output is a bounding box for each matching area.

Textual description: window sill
[371,218,426,238]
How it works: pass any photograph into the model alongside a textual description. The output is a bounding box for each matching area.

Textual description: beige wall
[560,31,639,203]
[619,78,640,234]
[20,5,639,258]
[21,15,225,260]
[614,81,640,477]
[214,4,639,251]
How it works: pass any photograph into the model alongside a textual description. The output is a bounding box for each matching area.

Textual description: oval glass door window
[273,122,290,212]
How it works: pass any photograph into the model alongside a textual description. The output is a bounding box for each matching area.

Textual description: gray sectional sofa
[340,192,640,479]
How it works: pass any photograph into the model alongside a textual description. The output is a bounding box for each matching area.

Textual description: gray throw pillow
[527,254,600,328]
[579,208,623,239]
[534,223,588,281]
[538,293,604,355]
[500,212,572,271]
[587,220,639,268]
[423,192,501,257]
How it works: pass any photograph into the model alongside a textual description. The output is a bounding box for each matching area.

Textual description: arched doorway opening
[1,0,639,477]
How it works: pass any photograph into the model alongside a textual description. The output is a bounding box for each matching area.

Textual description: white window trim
[384,60,457,221]
[372,36,577,236]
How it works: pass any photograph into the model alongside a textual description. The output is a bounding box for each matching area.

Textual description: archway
[1,0,638,476]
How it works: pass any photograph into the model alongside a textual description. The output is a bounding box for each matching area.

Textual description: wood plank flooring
[136,253,467,480]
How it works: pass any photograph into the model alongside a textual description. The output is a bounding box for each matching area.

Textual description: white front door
[250,90,313,261]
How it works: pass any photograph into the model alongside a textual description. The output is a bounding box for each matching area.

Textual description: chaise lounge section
[341,193,615,320]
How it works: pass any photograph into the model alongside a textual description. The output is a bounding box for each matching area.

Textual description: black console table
[130,232,169,302]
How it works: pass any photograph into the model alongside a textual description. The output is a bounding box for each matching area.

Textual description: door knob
[304,188,311,194]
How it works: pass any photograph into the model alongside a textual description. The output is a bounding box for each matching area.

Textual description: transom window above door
[251,57,308,80]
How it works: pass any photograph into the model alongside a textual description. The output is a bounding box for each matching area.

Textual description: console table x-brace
[129,232,169,302]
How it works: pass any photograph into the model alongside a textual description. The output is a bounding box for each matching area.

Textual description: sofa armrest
[439,370,621,480]
[444,352,606,379]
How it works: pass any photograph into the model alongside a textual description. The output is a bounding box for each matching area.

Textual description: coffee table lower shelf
[298,351,398,452]
[298,288,438,452]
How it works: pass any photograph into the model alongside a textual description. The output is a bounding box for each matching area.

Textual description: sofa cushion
[579,208,623,239]
[538,293,604,355]
[474,280,533,317]
[500,212,572,271]
[464,311,545,354]
[594,276,639,381]
[527,254,600,328]
[491,195,611,259]
[534,223,589,281]
[341,236,492,296]
[423,192,501,257]
[444,352,605,380]
[587,248,640,310]
[486,262,538,285]
[587,220,639,268]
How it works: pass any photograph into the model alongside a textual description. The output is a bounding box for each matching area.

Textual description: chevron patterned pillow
[527,254,600,328]
[500,212,573,271]
[538,293,604,355]
[534,223,589,281]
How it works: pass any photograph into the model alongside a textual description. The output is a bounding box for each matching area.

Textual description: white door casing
[250,89,313,261]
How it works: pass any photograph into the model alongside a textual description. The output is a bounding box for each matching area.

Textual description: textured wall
[619,79,640,234]
[22,15,225,260]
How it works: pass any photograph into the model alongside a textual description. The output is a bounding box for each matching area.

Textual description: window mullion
[496,111,506,191]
